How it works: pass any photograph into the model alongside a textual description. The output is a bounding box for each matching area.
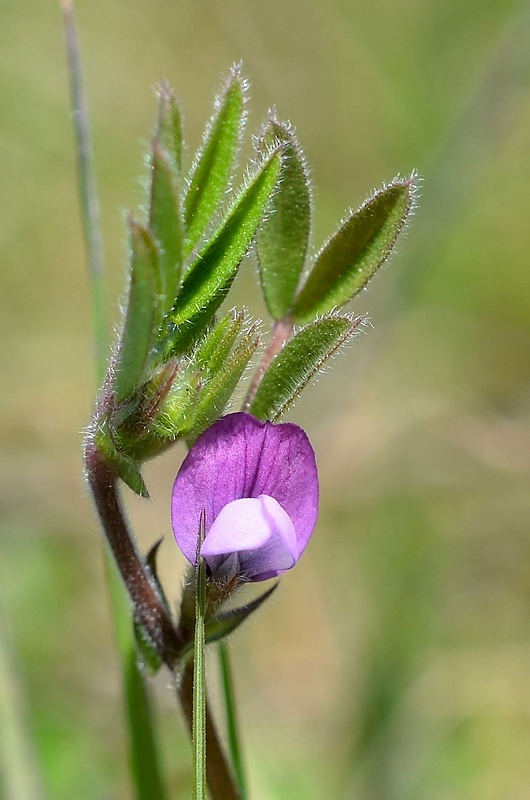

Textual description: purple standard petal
[171,412,319,578]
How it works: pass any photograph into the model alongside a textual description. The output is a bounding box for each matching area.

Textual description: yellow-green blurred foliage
[1,1,530,798]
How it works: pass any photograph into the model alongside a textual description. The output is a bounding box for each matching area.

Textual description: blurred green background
[1,0,530,798]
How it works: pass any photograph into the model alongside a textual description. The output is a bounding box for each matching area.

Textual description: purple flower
[171,412,319,582]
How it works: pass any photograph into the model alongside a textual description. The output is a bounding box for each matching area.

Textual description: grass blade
[193,515,207,800]
[62,5,168,798]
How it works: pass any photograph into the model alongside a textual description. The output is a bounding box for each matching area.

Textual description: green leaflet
[164,149,281,355]
[184,66,246,255]
[185,330,259,445]
[95,419,148,497]
[193,309,245,375]
[257,118,311,320]
[249,315,363,421]
[149,143,184,313]
[114,221,160,403]
[291,176,416,323]
[154,81,182,172]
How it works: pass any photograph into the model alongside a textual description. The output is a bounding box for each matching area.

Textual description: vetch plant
[68,7,417,792]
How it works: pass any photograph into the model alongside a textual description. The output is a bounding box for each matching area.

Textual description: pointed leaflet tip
[154,80,182,170]
[257,117,311,320]
[291,174,417,324]
[183,69,247,254]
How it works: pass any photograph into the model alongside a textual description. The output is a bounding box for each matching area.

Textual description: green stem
[107,556,169,800]
[178,666,241,800]
[219,642,248,800]
[62,0,107,382]
[243,317,293,409]
[62,3,168,796]
[193,518,207,800]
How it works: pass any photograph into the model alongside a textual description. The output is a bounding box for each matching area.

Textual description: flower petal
[201,495,297,580]
[171,412,318,565]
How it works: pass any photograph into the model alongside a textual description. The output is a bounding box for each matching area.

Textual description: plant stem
[85,441,239,798]
[179,664,241,800]
[243,317,293,409]
[84,441,183,667]
[62,0,107,382]
[192,520,207,800]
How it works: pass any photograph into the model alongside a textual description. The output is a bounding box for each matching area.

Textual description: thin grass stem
[62,4,168,797]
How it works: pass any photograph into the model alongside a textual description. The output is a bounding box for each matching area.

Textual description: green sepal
[154,81,182,172]
[249,314,363,422]
[111,362,188,463]
[180,583,278,659]
[257,117,311,320]
[133,616,163,675]
[193,309,245,374]
[184,65,246,255]
[204,583,278,646]
[146,539,172,615]
[149,143,184,312]
[146,368,202,447]
[95,418,149,497]
[185,329,259,445]
[163,148,281,355]
[114,220,160,403]
[291,175,416,323]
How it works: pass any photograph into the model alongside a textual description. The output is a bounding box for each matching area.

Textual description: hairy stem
[84,439,183,666]
[243,317,293,410]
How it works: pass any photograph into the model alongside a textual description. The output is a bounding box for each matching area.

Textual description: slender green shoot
[62,0,107,382]
[62,3,167,797]
[193,515,207,800]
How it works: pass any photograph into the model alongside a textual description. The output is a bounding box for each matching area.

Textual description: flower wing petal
[201,495,297,579]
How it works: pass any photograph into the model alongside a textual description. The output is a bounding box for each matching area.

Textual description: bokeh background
[1,0,530,798]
